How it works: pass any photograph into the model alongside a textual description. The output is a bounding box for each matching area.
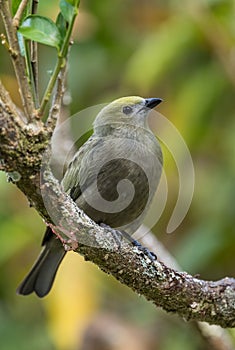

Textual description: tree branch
[0,99,234,328]
[0,0,35,120]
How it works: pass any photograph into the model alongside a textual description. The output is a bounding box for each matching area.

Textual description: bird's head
[93,96,162,132]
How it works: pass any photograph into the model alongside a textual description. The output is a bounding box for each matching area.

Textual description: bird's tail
[17,229,66,298]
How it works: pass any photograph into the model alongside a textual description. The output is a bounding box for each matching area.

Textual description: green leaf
[59,0,76,23]
[56,12,67,39]
[18,15,62,50]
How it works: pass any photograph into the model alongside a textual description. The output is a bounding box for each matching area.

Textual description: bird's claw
[131,239,157,262]
[99,223,123,248]
[100,223,157,262]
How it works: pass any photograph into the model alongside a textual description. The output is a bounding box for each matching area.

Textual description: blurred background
[0,0,235,349]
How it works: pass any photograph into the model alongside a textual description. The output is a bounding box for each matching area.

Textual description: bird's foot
[99,223,123,248]
[117,229,157,262]
[99,223,157,262]
[130,239,157,262]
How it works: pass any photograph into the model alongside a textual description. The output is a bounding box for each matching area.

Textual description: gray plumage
[17,96,163,297]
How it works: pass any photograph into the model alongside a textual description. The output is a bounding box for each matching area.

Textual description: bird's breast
[76,134,162,233]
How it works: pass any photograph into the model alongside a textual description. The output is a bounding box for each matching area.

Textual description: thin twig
[0,33,17,58]
[0,0,35,121]
[30,41,39,107]
[12,0,28,28]
[31,0,39,108]
[24,39,38,107]
[46,63,67,132]
[31,0,39,15]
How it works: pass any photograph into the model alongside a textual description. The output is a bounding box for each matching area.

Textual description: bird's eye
[122,106,133,115]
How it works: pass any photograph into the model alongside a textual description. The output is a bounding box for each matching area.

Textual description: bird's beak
[145,98,163,109]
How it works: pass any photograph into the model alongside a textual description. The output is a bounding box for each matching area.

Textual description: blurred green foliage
[0,0,235,349]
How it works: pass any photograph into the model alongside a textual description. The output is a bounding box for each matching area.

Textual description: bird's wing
[61,136,103,201]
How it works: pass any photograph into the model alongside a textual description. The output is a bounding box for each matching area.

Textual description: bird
[17,96,163,297]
